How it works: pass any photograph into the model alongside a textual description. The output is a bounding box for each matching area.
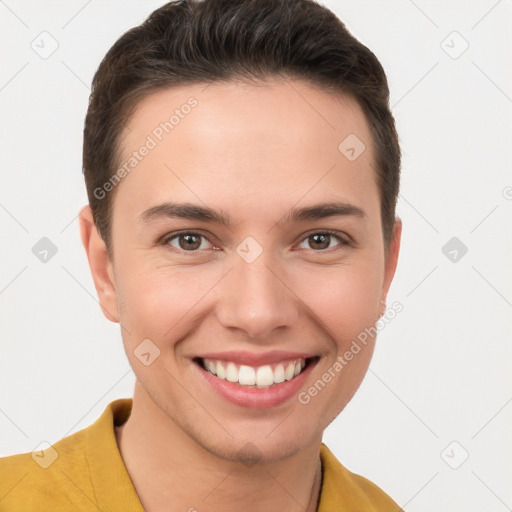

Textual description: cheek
[293,260,382,346]
[292,263,383,418]
[115,263,224,342]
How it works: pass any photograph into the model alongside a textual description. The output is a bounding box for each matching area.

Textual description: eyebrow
[139,201,366,227]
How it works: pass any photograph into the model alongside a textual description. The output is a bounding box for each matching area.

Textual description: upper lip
[194,350,316,367]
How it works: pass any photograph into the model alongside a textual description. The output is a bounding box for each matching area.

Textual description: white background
[1,1,511,510]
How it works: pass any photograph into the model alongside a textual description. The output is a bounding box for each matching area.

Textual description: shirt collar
[84,398,145,511]
[85,397,378,511]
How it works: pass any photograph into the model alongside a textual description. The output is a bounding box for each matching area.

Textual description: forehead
[121,79,371,155]
[113,79,378,225]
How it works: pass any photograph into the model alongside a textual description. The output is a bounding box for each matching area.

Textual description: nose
[215,249,300,340]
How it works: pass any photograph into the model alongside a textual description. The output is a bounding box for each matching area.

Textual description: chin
[196,425,316,466]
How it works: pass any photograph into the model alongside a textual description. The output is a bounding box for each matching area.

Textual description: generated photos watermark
[298,301,403,405]
[93,96,198,200]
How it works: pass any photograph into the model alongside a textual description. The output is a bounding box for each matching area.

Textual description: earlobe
[78,205,120,323]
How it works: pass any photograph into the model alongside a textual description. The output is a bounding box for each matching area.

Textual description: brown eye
[298,231,348,251]
[308,233,331,250]
[164,232,214,253]
[178,233,201,250]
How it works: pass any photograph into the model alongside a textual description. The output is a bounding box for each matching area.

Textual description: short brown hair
[83,0,401,260]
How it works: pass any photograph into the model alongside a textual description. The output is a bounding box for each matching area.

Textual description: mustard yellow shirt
[0,398,401,511]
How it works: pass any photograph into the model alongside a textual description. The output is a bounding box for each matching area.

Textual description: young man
[0,0,403,510]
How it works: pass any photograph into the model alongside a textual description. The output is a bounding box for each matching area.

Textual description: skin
[79,78,401,512]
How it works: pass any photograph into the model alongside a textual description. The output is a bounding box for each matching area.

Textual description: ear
[78,205,119,323]
[380,217,402,312]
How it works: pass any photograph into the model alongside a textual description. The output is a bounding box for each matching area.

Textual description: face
[80,79,401,463]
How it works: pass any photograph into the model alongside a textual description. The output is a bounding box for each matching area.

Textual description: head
[80,0,402,463]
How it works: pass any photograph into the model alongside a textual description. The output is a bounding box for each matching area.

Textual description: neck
[115,382,323,512]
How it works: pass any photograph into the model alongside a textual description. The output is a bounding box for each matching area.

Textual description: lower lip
[195,359,317,409]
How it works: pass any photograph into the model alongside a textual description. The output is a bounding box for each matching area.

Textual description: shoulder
[0,398,133,512]
[0,429,94,511]
[319,443,403,511]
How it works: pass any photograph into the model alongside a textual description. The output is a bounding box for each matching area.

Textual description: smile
[197,357,309,388]
[192,351,320,409]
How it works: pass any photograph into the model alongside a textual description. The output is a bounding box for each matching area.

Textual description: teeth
[202,358,307,387]
[238,365,256,385]
[284,362,295,381]
[216,361,226,379]
[205,360,217,374]
[256,365,274,387]
[226,362,238,383]
[274,364,285,383]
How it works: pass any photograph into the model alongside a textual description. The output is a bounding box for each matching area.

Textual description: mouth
[191,349,321,409]
[194,356,318,388]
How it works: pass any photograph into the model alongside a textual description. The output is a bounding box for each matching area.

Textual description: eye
[162,231,215,253]
[160,229,352,255]
[297,231,350,251]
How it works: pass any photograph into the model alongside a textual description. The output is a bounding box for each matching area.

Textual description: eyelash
[159,230,353,255]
